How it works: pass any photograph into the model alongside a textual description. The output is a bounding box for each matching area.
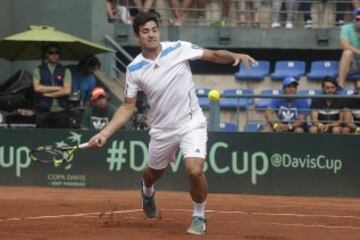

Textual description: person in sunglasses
[338,8,360,87]
[32,43,72,128]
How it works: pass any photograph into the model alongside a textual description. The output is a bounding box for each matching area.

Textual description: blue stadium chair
[270,60,306,81]
[219,88,254,110]
[196,88,210,109]
[234,60,270,81]
[219,122,237,132]
[297,89,322,112]
[347,73,360,82]
[243,122,262,132]
[339,88,355,95]
[255,89,282,110]
[306,61,339,81]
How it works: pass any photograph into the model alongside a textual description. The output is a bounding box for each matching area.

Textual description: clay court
[0,187,360,239]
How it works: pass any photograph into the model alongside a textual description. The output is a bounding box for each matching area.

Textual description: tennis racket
[28,142,90,166]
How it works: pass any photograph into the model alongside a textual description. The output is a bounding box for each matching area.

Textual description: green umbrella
[0,25,114,61]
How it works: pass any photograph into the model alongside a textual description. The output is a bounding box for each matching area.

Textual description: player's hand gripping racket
[28,142,91,166]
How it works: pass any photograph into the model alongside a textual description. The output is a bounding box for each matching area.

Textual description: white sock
[142,181,154,197]
[192,201,206,218]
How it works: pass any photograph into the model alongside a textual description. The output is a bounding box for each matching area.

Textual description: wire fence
[111,0,357,28]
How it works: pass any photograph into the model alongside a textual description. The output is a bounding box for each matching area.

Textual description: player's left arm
[201,49,257,68]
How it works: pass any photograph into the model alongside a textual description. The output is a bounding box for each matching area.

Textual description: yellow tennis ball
[208,89,220,101]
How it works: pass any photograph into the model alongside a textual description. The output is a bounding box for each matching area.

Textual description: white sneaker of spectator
[285,22,293,29]
[304,20,313,29]
[271,22,281,29]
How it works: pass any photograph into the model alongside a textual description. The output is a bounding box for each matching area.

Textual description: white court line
[168,208,360,220]
[1,208,360,231]
[253,221,360,230]
[0,209,142,222]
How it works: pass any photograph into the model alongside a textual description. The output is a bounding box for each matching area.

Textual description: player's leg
[140,167,166,219]
[180,120,208,234]
[184,157,208,235]
[140,128,179,218]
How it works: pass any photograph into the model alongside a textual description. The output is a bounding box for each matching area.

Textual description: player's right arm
[88,97,136,147]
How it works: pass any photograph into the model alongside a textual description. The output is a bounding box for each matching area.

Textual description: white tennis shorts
[148,114,207,170]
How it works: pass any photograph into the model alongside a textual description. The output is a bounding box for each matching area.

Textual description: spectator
[81,87,117,130]
[238,0,261,27]
[106,0,131,23]
[219,0,230,26]
[343,79,360,133]
[168,0,194,26]
[336,0,352,26]
[299,0,313,28]
[338,8,360,87]
[68,55,101,107]
[309,77,346,134]
[271,0,297,29]
[262,77,308,133]
[32,43,72,128]
[132,0,155,13]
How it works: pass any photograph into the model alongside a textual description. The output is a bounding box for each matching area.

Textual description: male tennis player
[88,11,256,235]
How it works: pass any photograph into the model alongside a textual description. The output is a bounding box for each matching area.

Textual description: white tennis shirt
[126,41,206,128]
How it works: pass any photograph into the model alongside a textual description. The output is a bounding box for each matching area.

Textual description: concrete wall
[0,0,12,83]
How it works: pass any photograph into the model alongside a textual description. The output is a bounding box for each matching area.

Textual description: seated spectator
[271,0,297,29]
[219,0,230,26]
[67,55,101,107]
[309,77,346,134]
[32,43,72,128]
[336,0,353,26]
[168,0,194,26]
[299,0,313,28]
[338,8,360,87]
[81,87,117,130]
[132,0,155,13]
[261,77,308,133]
[238,0,261,27]
[106,0,131,23]
[106,0,154,23]
[343,79,360,133]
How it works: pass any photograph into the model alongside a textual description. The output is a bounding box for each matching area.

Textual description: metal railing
[111,0,356,28]
[104,34,134,89]
[203,92,360,132]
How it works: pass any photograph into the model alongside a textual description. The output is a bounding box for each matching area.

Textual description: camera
[132,91,149,130]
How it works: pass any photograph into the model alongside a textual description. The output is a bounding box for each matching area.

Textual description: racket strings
[30,148,73,164]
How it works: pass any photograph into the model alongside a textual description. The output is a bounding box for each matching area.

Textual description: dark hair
[43,42,62,54]
[321,76,339,88]
[78,55,101,69]
[132,11,160,35]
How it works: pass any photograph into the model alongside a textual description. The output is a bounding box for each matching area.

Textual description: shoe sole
[186,223,206,235]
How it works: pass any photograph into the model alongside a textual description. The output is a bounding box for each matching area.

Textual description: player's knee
[186,166,204,180]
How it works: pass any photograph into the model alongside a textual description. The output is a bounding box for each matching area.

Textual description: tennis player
[88,11,256,235]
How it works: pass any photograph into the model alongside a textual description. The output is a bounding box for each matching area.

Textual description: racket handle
[78,139,101,149]
[78,142,90,149]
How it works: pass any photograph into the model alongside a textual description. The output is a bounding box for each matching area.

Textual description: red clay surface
[0,187,360,240]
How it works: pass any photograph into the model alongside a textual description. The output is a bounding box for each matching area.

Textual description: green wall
[0,129,358,197]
